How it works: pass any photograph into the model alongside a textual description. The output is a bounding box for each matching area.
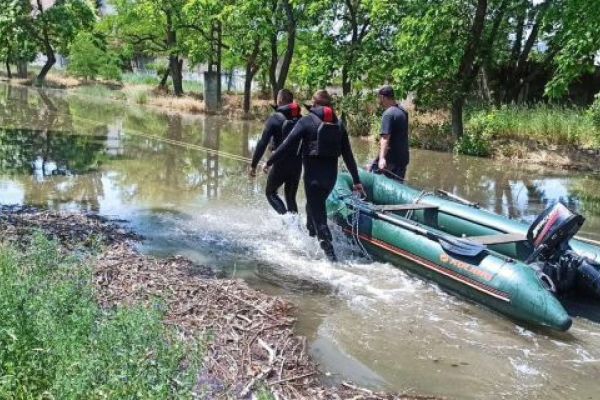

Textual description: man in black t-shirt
[369,85,409,182]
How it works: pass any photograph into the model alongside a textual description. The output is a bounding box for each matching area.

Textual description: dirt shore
[0,205,439,400]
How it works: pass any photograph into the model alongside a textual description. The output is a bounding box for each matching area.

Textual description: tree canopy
[1,0,599,134]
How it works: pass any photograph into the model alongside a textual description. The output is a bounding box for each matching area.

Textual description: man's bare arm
[378,134,390,169]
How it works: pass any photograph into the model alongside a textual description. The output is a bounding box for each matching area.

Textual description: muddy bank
[492,141,600,173]
[0,206,438,400]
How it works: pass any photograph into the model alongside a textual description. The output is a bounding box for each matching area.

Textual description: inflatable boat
[327,171,600,331]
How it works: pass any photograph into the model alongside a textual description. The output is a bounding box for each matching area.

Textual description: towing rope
[71,114,256,164]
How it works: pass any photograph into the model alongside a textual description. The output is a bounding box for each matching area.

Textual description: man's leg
[309,186,336,261]
[304,178,317,237]
[265,166,287,215]
[283,163,301,213]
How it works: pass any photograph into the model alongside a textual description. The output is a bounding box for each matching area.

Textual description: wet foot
[319,240,337,262]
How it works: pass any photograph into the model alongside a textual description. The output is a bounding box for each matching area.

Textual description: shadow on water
[2,82,600,399]
[562,295,600,324]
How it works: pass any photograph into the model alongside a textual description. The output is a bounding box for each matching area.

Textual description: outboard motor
[527,202,600,298]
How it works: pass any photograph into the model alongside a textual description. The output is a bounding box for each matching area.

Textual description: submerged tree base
[0,206,439,399]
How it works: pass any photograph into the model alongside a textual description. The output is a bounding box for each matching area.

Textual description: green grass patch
[182,80,203,94]
[465,105,600,149]
[121,73,204,94]
[122,72,160,86]
[71,84,127,101]
[0,234,201,399]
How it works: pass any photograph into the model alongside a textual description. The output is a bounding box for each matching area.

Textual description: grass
[465,105,600,149]
[0,234,202,399]
[122,72,204,94]
[357,103,600,153]
[71,83,127,101]
[122,72,160,86]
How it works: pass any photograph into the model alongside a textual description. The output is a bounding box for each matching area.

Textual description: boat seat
[374,204,439,212]
[469,233,527,245]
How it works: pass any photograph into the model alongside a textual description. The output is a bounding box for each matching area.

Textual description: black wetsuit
[251,104,302,214]
[267,106,361,259]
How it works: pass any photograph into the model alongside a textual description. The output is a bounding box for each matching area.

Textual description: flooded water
[1,83,600,399]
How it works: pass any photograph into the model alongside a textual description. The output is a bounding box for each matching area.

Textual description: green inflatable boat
[327,171,600,331]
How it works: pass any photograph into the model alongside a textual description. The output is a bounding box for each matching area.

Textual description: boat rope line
[407,189,434,220]
[331,189,373,260]
[67,114,256,164]
[344,228,511,303]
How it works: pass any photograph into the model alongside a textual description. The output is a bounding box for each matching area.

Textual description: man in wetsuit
[266,90,363,262]
[369,85,409,182]
[250,89,302,214]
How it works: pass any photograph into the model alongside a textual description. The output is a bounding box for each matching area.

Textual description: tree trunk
[216,21,222,108]
[481,66,492,103]
[452,0,488,137]
[35,0,55,86]
[451,98,464,140]
[509,0,552,103]
[227,70,234,92]
[165,9,183,97]
[269,32,279,102]
[16,60,27,78]
[36,51,55,86]
[276,0,296,90]
[169,56,183,96]
[158,68,170,90]
[268,0,296,102]
[243,67,254,115]
[243,40,261,115]
[510,6,526,63]
[260,68,269,98]
[342,65,352,96]
[5,61,11,79]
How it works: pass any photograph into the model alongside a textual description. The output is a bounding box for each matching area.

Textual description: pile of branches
[0,205,137,249]
[0,206,439,399]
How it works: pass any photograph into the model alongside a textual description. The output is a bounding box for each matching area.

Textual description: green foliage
[0,1,37,68]
[545,0,600,98]
[393,0,467,105]
[338,93,380,137]
[454,130,491,157]
[0,235,202,398]
[587,94,600,130]
[69,32,122,81]
[299,0,396,94]
[456,111,495,156]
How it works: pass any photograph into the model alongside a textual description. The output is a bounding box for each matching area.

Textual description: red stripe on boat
[344,229,511,303]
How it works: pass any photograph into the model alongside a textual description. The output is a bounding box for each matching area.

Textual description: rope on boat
[406,189,434,220]
[331,188,372,261]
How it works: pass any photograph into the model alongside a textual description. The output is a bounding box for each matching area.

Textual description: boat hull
[327,172,573,331]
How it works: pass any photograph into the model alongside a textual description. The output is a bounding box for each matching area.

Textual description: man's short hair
[278,89,294,104]
[378,85,395,99]
[313,90,333,106]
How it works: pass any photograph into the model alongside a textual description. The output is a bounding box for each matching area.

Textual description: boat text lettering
[440,253,494,282]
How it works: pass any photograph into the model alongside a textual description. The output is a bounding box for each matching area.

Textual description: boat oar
[347,201,487,258]
[435,189,480,208]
